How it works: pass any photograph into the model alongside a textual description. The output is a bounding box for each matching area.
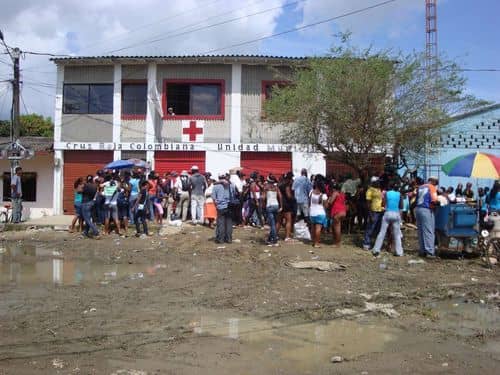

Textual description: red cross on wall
[182,120,203,142]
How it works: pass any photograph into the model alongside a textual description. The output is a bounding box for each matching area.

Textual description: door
[63,151,113,214]
[154,151,206,176]
[240,152,292,178]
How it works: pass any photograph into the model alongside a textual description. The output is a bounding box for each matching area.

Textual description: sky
[0,0,499,120]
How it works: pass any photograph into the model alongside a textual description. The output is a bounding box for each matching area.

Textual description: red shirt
[331,191,347,215]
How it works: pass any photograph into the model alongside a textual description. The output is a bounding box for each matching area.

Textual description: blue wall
[418,106,499,190]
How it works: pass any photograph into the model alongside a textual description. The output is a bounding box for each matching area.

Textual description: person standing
[329,184,347,247]
[189,165,207,225]
[309,180,329,248]
[371,182,404,257]
[81,175,100,239]
[133,181,150,237]
[175,171,191,221]
[262,175,282,246]
[10,167,23,223]
[415,176,439,257]
[362,178,384,250]
[292,168,312,224]
[212,173,232,244]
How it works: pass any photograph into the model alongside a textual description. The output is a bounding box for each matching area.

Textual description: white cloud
[0,0,287,118]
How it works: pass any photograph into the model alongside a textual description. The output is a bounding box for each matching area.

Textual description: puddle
[0,243,159,287]
[188,313,399,370]
[427,299,500,336]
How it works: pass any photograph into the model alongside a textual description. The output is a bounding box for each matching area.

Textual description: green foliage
[264,38,487,177]
[0,114,53,137]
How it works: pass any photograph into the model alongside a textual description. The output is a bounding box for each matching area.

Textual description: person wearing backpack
[133,181,150,237]
[175,170,191,221]
[189,165,207,225]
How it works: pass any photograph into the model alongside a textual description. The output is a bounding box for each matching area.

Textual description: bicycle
[0,202,13,223]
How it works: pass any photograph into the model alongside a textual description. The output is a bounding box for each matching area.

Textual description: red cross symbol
[183,120,203,142]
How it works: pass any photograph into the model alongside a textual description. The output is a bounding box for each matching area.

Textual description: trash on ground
[408,259,426,265]
[52,358,64,369]
[286,260,347,272]
[216,246,226,250]
[233,239,241,243]
[335,308,358,317]
[359,293,372,300]
[330,355,344,363]
[294,220,311,241]
[130,272,144,280]
[364,302,400,318]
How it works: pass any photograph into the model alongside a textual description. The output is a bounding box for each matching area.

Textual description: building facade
[425,103,500,188]
[51,55,327,214]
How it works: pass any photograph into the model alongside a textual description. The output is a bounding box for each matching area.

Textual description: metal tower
[425,0,438,85]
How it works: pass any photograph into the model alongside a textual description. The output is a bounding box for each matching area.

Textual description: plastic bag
[294,220,311,241]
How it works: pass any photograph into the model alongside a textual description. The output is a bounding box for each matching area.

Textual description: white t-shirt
[310,192,327,217]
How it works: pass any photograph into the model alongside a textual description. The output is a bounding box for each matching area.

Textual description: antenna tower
[425,0,438,89]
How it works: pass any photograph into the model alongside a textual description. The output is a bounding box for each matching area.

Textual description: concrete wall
[158,64,232,143]
[424,107,500,189]
[62,66,114,142]
[0,154,54,219]
[241,65,290,143]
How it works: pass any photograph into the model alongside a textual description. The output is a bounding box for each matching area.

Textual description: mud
[0,226,499,374]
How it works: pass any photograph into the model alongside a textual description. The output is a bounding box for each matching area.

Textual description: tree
[0,114,53,137]
[264,42,487,180]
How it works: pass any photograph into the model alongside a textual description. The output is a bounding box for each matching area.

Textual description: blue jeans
[267,205,279,243]
[12,197,22,223]
[129,194,138,224]
[415,207,435,256]
[82,201,99,236]
[372,211,403,255]
[363,211,383,248]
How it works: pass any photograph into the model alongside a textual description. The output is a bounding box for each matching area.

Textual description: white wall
[206,151,241,177]
[292,152,326,177]
[0,154,54,219]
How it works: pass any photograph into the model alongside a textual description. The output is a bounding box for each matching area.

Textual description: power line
[105,0,301,54]
[201,0,398,54]
[79,0,226,52]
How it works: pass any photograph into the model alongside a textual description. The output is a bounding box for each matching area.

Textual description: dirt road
[0,225,499,374]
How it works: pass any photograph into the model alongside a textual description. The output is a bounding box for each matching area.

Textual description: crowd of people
[68,165,500,257]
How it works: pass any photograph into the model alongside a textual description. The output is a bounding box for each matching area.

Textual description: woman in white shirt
[309,180,329,248]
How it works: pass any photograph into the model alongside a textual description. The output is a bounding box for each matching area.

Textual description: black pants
[216,208,233,243]
[134,209,148,235]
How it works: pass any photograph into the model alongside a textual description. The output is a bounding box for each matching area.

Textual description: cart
[435,204,478,255]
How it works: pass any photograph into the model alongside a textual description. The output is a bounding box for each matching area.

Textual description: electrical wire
[105,0,301,54]
[201,0,398,54]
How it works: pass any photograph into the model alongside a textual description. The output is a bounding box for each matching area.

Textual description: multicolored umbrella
[442,152,500,179]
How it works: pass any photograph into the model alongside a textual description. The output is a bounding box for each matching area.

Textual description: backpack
[180,176,189,192]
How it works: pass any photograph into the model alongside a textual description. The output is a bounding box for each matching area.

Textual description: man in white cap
[189,165,207,225]
[175,170,190,221]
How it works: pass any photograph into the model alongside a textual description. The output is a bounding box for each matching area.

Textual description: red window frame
[121,79,147,120]
[162,79,225,120]
[261,80,289,119]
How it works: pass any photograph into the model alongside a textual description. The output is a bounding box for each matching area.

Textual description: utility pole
[11,47,21,142]
[0,30,33,178]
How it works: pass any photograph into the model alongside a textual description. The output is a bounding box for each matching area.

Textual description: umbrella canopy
[442,152,500,179]
[128,158,148,168]
[104,159,135,170]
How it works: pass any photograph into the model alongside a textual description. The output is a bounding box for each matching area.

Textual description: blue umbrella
[104,160,134,170]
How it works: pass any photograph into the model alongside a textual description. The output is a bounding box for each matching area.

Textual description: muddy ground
[0,224,499,374]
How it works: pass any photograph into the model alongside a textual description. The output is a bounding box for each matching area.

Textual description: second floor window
[63,84,113,114]
[122,82,147,117]
[164,80,224,119]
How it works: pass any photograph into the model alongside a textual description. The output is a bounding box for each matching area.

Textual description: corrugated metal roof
[51,54,310,65]
[0,137,53,152]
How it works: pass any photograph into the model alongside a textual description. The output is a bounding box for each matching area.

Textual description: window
[122,81,147,118]
[63,84,113,114]
[163,79,224,119]
[3,172,37,202]
[262,80,288,101]
[261,80,289,119]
